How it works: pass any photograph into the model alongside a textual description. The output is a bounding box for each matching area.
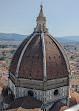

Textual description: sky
[0,0,79,37]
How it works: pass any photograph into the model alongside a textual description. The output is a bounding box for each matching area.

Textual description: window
[54,89,59,96]
[28,90,34,96]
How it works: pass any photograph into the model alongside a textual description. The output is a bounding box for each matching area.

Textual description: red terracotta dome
[9,33,69,80]
[9,5,70,81]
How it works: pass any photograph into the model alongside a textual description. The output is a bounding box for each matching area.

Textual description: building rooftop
[5,91,79,111]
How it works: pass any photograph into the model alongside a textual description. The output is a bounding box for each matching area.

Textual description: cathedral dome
[5,4,71,111]
[9,4,70,82]
[9,4,70,95]
[10,33,69,80]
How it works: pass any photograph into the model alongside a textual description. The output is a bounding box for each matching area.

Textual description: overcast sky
[0,0,79,37]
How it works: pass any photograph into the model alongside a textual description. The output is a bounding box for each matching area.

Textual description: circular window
[54,89,59,96]
[28,90,34,96]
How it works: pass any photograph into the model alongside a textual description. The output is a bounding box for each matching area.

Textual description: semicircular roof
[9,33,69,81]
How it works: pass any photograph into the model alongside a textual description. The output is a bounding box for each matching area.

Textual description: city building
[1,3,79,111]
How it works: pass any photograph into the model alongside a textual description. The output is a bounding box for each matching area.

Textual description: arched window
[28,90,34,96]
[54,89,59,96]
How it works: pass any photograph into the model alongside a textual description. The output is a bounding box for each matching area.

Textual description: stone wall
[8,78,68,105]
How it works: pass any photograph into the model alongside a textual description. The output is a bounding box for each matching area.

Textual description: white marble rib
[41,33,47,81]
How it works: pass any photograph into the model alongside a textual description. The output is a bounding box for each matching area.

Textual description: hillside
[0,33,26,41]
[56,36,79,42]
[0,33,79,42]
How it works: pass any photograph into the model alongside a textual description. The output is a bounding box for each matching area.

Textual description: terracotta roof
[49,102,67,111]
[49,91,79,111]
[44,35,68,79]
[18,34,43,80]
[9,33,69,80]
[17,108,41,111]
[69,91,79,107]
[70,79,79,85]
[0,86,2,93]
[3,94,14,104]
[5,92,79,111]
[6,96,42,110]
